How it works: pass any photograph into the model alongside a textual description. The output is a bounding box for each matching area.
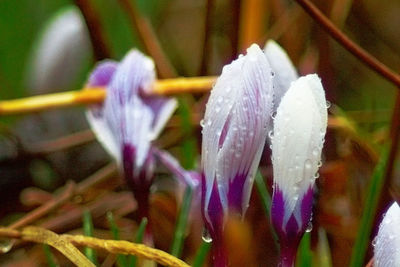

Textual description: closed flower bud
[264,40,298,111]
[201,44,274,266]
[27,7,90,94]
[270,74,328,267]
[374,202,400,267]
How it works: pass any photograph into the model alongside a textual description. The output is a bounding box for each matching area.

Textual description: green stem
[170,186,193,257]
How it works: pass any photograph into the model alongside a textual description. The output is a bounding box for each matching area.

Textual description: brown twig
[117,0,177,78]
[74,0,112,60]
[10,181,76,229]
[29,130,95,155]
[295,0,400,88]
[9,163,117,230]
[199,0,215,75]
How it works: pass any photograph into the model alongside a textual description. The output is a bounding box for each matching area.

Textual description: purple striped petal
[201,44,274,228]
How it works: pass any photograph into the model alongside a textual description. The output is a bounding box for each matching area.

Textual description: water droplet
[305,221,313,232]
[314,173,320,179]
[271,71,275,77]
[207,119,212,126]
[271,112,277,120]
[268,130,274,139]
[326,100,331,109]
[0,239,13,253]
[372,237,378,247]
[304,159,312,169]
[317,161,322,167]
[200,119,205,127]
[202,228,213,243]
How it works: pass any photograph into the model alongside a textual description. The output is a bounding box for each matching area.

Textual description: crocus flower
[201,44,274,266]
[373,202,400,267]
[264,40,298,111]
[27,6,90,94]
[270,74,328,267]
[86,50,177,222]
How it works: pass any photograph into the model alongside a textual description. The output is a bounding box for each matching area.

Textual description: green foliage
[83,209,98,265]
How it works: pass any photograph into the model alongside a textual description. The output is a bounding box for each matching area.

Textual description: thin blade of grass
[349,146,389,267]
[255,170,278,246]
[192,241,212,267]
[170,186,193,257]
[315,228,332,267]
[106,211,128,267]
[297,232,312,267]
[128,217,148,267]
[83,210,98,265]
[43,244,57,267]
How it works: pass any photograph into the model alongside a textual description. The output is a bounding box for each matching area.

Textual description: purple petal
[87,61,118,87]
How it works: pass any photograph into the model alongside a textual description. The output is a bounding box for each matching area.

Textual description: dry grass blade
[22,226,95,267]
[0,226,190,267]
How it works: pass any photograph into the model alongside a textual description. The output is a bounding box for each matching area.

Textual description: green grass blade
[192,241,212,267]
[349,146,389,267]
[128,217,148,267]
[255,170,272,215]
[106,211,128,267]
[315,228,332,267]
[170,186,193,257]
[83,210,98,265]
[297,232,312,267]
[255,170,278,246]
[43,244,57,267]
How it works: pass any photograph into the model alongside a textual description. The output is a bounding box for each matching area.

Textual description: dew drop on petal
[326,100,331,109]
[200,119,205,128]
[306,221,313,233]
[0,239,13,253]
[304,159,312,170]
[202,228,213,243]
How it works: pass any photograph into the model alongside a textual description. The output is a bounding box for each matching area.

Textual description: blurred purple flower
[270,74,328,267]
[86,50,180,221]
[200,44,274,266]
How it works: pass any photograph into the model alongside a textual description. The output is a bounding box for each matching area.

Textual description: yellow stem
[0,76,216,115]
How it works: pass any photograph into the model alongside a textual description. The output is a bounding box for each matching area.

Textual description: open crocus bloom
[201,44,273,265]
[271,74,328,267]
[374,202,400,267]
[86,50,177,219]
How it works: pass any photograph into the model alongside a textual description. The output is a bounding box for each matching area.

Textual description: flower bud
[201,44,274,236]
[270,74,328,266]
[374,202,400,267]
[264,40,298,111]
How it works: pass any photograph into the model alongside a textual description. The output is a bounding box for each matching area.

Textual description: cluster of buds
[200,41,327,266]
[86,40,328,266]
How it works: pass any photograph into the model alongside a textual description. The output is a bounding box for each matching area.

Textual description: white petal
[202,44,274,216]
[272,74,327,223]
[27,7,90,94]
[264,40,298,110]
[374,202,400,267]
[86,110,121,163]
